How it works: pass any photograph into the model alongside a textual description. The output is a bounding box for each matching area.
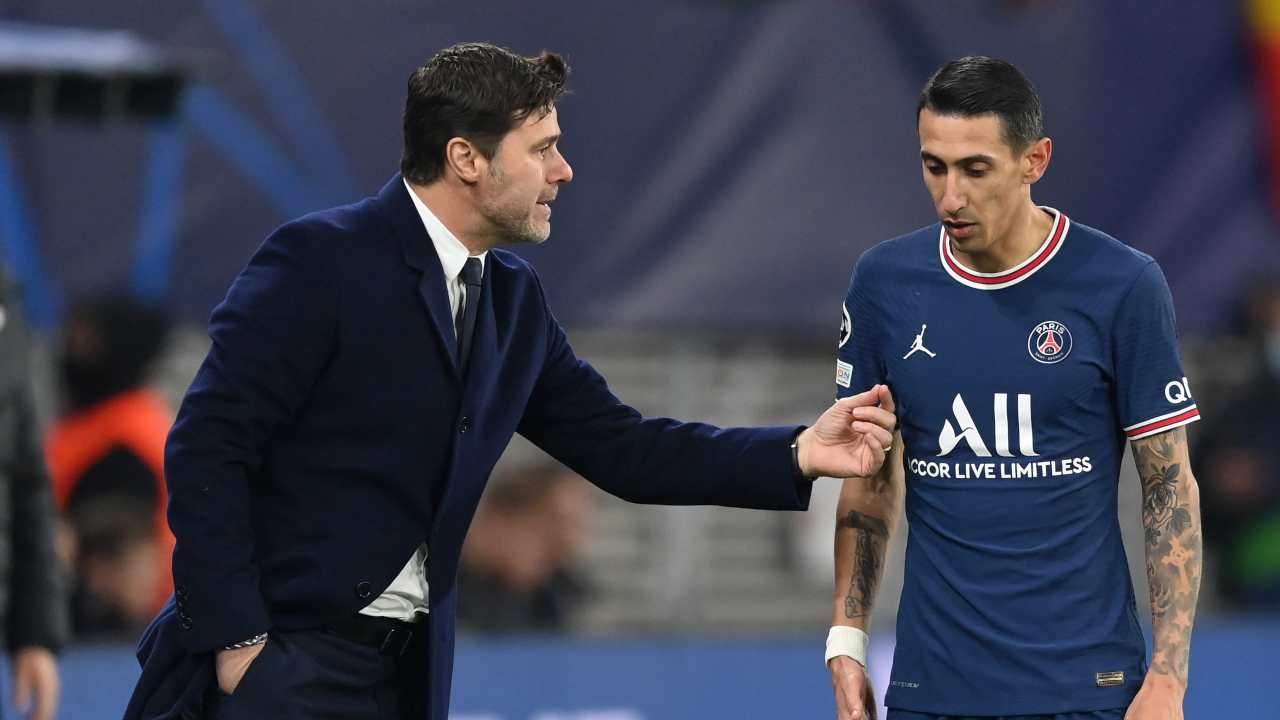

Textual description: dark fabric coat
[125,176,810,719]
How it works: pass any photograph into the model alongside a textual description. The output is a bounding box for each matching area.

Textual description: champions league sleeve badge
[839,303,851,348]
[1028,320,1072,364]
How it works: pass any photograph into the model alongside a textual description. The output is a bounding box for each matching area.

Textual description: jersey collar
[939,207,1069,290]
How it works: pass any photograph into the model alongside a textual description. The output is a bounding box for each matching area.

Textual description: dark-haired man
[124,42,899,720]
[825,57,1202,720]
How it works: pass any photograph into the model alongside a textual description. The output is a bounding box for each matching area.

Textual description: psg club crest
[1027,320,1072,364]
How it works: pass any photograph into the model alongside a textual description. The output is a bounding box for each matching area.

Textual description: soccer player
[825,57,1203,720]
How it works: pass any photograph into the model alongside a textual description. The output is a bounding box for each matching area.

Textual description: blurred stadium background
[2,0,1279,717]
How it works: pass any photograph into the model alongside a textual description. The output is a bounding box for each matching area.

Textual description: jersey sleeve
[1113,261,1200,440]
[836,256,886,399]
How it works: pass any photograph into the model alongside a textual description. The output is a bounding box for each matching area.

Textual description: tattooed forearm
[838,510,889,620]
[1133,427,1202,684]
[832,454,901,628]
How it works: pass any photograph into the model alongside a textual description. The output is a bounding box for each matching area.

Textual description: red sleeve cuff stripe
[1125,407,1201,439]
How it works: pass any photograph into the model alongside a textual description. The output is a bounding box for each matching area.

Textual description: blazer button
[459,416,472,434]
[355,581,374,599]
[179,618,193,630]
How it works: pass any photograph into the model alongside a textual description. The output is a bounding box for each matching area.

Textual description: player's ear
[1022,137,1052,185]
[445,137,487,184]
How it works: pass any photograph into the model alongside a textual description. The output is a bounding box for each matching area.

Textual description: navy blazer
[125,176,811,719]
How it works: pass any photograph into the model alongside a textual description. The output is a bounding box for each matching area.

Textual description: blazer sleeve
[516,272,810,511]
[166,224,337,653]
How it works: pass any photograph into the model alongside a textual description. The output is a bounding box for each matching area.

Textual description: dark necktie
[455,257,483,373]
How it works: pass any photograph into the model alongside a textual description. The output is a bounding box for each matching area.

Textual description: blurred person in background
[66,499,162,640]
[45,294,174,633]
[125,41,897,720]
[1196,276,1280,608]
[0,268,69,720]
[828,57,1202,720]
[458,462,591,633]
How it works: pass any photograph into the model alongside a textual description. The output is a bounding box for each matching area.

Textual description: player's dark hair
[401,42,569,185]
[917,56,1044,152]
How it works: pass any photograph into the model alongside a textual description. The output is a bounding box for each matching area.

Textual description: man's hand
[830,655,876,720]
[800,385,896,479]
[215,641,267,695]
[1124,672,1185,720]
[12,646,58,720]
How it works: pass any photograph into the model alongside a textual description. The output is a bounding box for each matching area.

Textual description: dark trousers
[887,710,1127,720]
[207,627,428,720]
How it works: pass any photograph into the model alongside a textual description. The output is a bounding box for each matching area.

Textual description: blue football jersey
[836,208,1199,715]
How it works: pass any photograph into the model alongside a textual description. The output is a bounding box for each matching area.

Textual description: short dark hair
[917,56,1044,152]
[61,293,171,410]
[401,42,569,184]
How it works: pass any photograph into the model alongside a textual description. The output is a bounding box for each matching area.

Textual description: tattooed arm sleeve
[832,433,904,630]
[1132,427,1202,685]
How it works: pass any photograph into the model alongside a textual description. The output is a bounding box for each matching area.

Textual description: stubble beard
[481,164,550,246]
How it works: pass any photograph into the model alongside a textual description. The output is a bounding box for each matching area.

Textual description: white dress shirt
[358,181,487,620]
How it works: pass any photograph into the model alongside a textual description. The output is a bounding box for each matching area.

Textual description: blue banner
[38,623,1280,719]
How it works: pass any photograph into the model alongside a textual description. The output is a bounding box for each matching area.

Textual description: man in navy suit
[125,42,898,720]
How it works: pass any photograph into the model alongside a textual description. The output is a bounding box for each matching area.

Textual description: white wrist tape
[824,626,869,668]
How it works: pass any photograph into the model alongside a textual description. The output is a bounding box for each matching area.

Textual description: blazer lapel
[376,175,460,378]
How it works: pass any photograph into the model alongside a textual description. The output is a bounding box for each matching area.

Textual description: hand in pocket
[215,640,268,695]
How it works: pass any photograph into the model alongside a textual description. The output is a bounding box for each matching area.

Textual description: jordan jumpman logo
[903,324,937,360]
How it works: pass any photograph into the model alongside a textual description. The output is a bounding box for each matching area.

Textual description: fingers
[875,384,896,415]
[35,666,58,720]
[836,387,880,410]
[12,664,30,713]
[33,681,56,720]
[839,385,896,415]
[850,405,896,433]
[851,421,893,451]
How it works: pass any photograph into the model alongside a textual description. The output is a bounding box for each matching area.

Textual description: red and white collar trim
[939,207,1069,290]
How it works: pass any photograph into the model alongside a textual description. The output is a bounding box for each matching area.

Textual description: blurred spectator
[66,497,162,641]
[0,268,68,720]
[44,294,174,634]
[1197,276,1280,608]
[458,462,593,633]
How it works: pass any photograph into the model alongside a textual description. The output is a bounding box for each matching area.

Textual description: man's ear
[1023,137,1052,185]
[445,137,487,184]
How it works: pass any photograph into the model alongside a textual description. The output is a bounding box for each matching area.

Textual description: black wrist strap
[790,426,810,481]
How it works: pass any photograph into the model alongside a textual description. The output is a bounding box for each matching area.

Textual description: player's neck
[956,203,1054,274]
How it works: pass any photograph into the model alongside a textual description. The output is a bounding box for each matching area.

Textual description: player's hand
[800,385,896,479]
[11,646,59,720]
[1124,672,1185,720]
[830,655,876,720]
[216,641,267,695]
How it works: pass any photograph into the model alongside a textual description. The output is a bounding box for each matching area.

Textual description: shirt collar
[403,179,486,281]
[938,206,1068,291]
